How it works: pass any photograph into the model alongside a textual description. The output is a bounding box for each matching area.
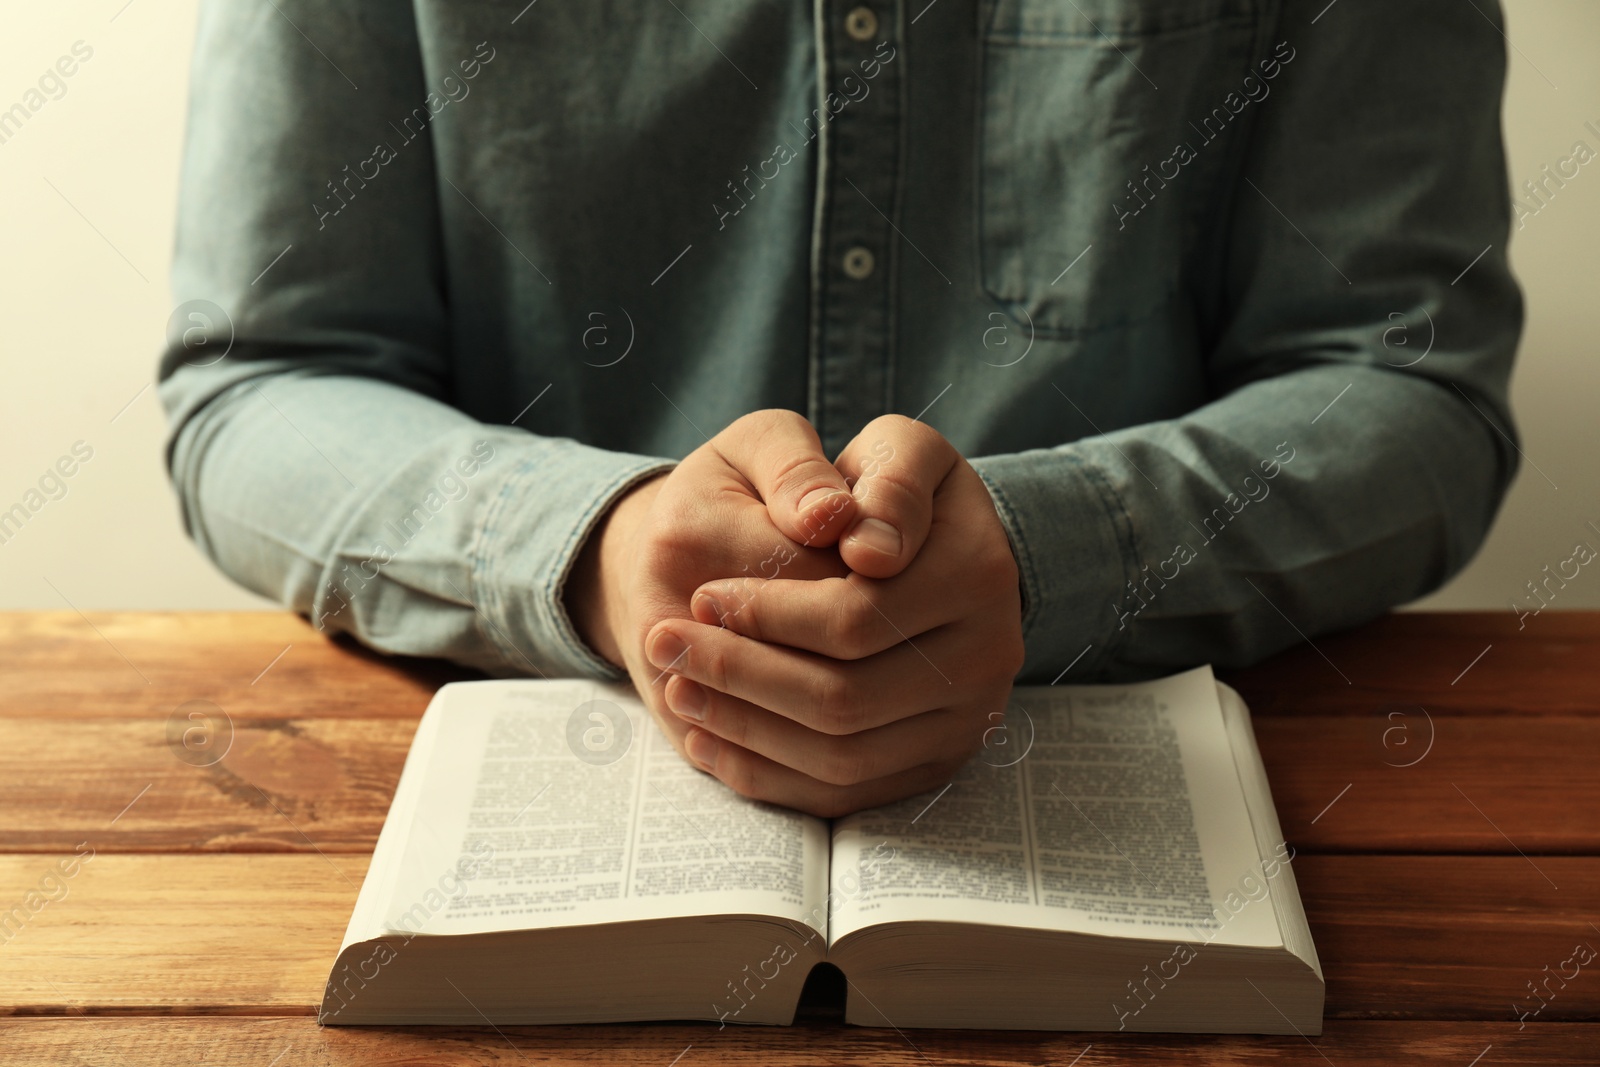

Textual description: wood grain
[1255,716,1600,854]
[8,610,1600,720]
[0,612,474,720]
[0,855,366,1015]
[0,1018,1588,1066]
[1293,856,1598,1020]
[1218,611,1600,716]
[2,855,1595,1021]
[2,712,1593,857]
[0,718,411,853]
[4,610,1596,1062]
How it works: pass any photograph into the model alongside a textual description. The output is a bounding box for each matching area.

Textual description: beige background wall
[1,1,1596,616]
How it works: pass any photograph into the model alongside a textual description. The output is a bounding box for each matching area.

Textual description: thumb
[715,409,858,546]
[834,416,958,579]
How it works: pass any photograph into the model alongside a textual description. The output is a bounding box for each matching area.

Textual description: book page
[370,680,829,939]
[1217,681,1321,977]
[829,667,1285,948]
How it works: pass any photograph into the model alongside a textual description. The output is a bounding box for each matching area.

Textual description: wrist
[568,473,667,670]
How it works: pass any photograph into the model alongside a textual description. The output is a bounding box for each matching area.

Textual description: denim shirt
[159,0,1522,684]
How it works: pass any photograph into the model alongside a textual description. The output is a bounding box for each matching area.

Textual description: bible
[319,664,1322,1033]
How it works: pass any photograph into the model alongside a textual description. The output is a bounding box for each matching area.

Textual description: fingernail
[685,729,719,771]
[799,487,850,517]
[669,679,707,721]
[846,517,901,557]
[647,629,688,670]
[692,591,728,625]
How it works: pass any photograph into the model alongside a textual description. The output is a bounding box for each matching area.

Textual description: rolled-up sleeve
[971,0,1522,682]
[159,1,672,679]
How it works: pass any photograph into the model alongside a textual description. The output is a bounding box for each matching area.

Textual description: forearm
[972,361,1508,682]
[973,0,1522,683]
[168,369,673,677]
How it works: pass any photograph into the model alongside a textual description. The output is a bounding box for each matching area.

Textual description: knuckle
[816,739,874,787]
[730,409,778,436]
[978,636,1021,686]
[716,750,762,800]
[992,543,1017,585]
[738,408,812,446]
[810,791,857,820]
[870,414,947,454]
[860,459,922,505]
[862,413,916,440]
[971,537,1020,601]
[827,592,880,659]
[1004,636,1026,677]
[696,635,732,693]
[771,449,833,501]
[809,671,857,734]
[714,579,766,641]
[641,504,705,561]
[972,562,1025,678]
[910,419,952,456]
[765,407,808,431]
[731,600,766,644]
[1009,624,1027,671]
[703,695,751,750]
[638,538,687,581]
[985,537,1020,585]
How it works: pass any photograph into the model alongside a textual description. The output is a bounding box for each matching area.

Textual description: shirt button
[842,246,876,280]
[844,6,878,41]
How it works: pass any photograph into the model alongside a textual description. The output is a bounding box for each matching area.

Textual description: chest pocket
[977,0,1266,337]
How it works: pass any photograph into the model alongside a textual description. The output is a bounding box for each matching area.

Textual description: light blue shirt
[160,0,1522,683]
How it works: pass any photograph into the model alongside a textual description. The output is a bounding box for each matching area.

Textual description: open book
[320,665,1322,1033]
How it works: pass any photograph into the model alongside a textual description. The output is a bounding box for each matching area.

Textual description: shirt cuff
[969,449,1136,682]
[473,444,677,679]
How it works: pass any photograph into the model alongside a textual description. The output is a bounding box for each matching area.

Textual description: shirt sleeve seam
[972,464,1041,649]
[470,453,540,674]
[1074,454,1142,674]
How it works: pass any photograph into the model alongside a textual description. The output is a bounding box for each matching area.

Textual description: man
[160,0,1522,817]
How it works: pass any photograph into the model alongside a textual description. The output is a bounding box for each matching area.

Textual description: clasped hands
[567,410,1024,818]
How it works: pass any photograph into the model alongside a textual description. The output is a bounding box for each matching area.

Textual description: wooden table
[1,611,1595,1064]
